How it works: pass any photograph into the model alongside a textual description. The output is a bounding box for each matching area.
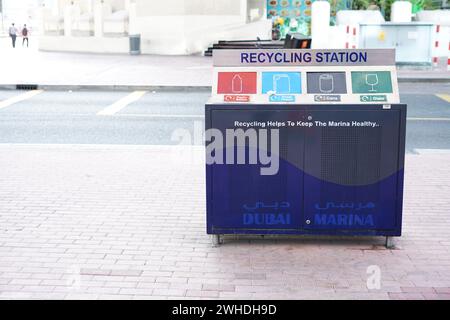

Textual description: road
[0,83,449,153]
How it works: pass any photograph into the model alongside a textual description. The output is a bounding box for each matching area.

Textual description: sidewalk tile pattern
[0,145,449,300]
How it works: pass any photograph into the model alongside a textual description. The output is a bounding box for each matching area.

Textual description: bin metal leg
[385,236,395,249]
[211,234,222,247]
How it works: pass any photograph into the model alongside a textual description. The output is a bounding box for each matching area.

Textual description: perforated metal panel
[303,109,402,231]
[210,110,304,230]
[320,126,382,186]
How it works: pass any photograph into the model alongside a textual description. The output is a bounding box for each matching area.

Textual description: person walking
[8,23,18,48]
[22,24,29,47]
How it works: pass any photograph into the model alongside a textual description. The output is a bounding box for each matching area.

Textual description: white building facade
[1,0,44,34]
[38,0,271,55]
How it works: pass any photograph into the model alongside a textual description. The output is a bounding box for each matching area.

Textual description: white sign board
[210,49,399,105]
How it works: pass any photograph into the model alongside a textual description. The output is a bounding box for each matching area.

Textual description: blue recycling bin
[205,103,406,247]
[205,48,406,248]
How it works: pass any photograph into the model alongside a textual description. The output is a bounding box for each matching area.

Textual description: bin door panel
[303,109,401,231]
[209,109,304,231]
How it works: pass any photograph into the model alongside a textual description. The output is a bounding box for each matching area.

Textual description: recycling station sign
[210,49,400,105]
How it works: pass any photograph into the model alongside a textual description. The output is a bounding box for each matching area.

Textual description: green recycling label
[351,71,393,94]
[360,95,387,102]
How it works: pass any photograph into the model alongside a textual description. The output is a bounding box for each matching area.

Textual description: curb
[0,79,448,91]
[397,77,450,83]
[0,84,212,92]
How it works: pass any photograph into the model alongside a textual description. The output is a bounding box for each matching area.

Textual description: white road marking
[97,91,147,116]
[0,90,44,110]
[436,94,450,103]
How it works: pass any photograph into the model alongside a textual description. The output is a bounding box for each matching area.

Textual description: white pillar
[63,4,73,37]
[56,0,63,16]
[311,0,330,49]
[391,1,412,23]
[52,2,61,16]
[128,1,137,35]
[94,1,103,37]
[87,0,95,14]
[38,6,46,36]
[124,0,131,12]
[240,0,248,24]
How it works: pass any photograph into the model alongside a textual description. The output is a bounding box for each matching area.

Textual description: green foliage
[411,0,441,12]
[351,0,371,10]
[350,0,391,19]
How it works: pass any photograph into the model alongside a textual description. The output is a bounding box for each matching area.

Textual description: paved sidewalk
[0,37,210,87]
[0,36,448,88]
[0,144,449,300]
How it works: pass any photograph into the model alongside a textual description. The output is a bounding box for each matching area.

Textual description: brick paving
[0,144,449,300]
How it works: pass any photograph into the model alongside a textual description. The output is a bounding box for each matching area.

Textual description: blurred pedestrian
[8,23,18,48]
[22,24,29,47]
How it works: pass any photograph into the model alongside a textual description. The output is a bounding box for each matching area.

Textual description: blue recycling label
[269,95,296,102]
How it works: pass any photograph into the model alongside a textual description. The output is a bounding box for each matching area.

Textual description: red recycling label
[224,95,250,102]
[217,72,257,94]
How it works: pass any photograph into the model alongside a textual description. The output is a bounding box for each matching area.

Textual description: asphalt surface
[0,83,449,153]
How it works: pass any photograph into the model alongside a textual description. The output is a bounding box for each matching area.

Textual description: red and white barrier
[345,25,350,49]
[345,25,359,49]
[352,26,357,49]
[448,41,450,71]
[432,24,440,67]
